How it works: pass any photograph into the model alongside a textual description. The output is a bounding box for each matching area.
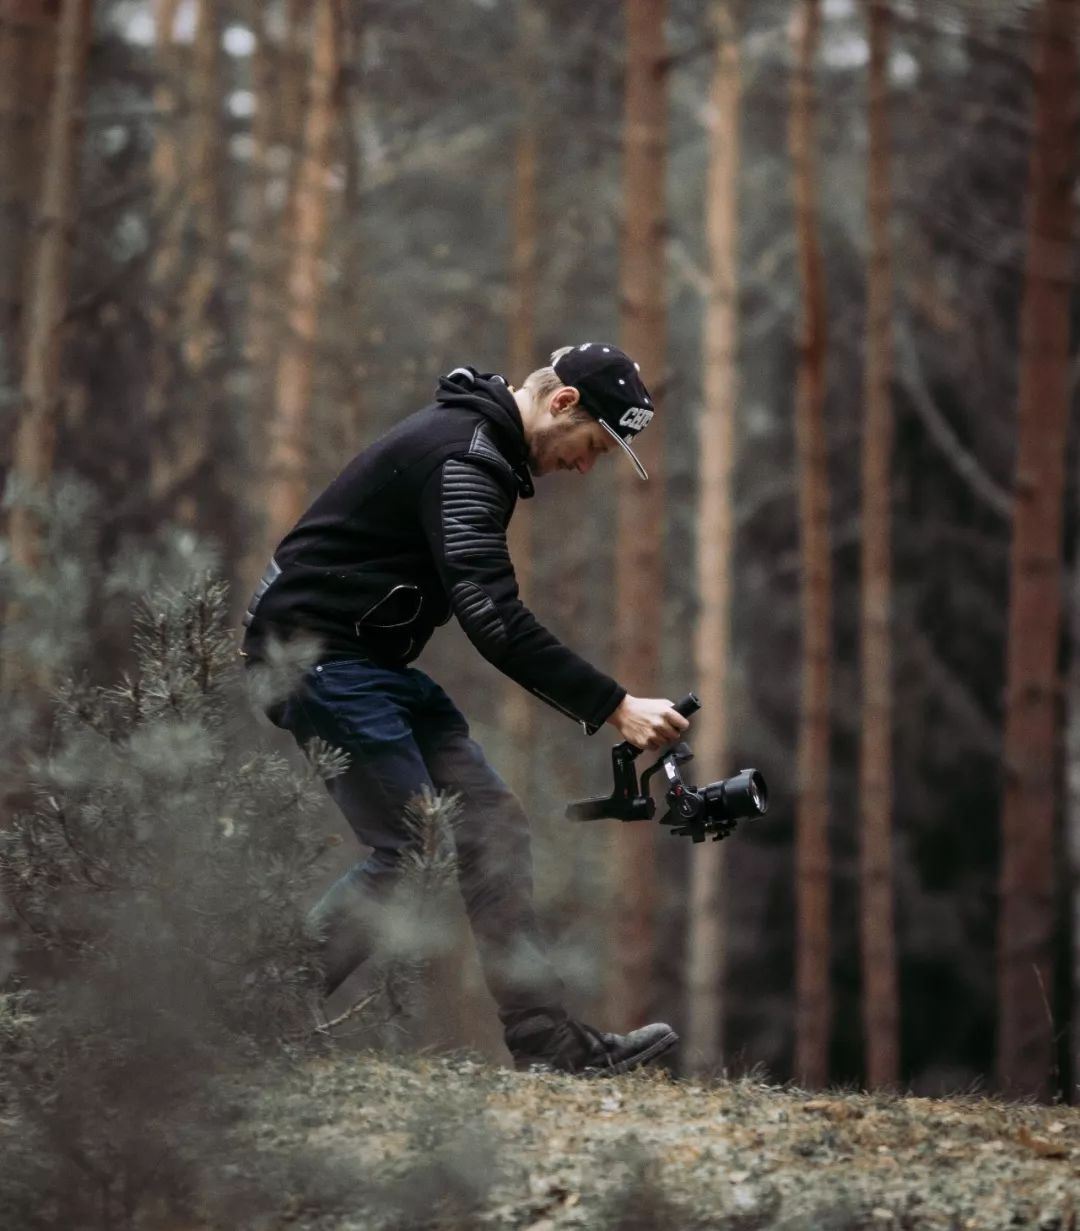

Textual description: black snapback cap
[552,343,654,480]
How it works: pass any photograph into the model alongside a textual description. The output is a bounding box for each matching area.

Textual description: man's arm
[419,457,625,732]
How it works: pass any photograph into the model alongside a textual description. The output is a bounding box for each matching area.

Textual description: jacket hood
[435,366,534,497]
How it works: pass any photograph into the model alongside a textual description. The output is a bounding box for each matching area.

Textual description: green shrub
[0,573,348,1227]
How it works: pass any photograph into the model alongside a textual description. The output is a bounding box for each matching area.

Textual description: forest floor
[201,1049,1080,1231]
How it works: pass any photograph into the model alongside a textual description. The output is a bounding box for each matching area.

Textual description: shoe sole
[582,1028,680,1078]
[518,1029,680,1079]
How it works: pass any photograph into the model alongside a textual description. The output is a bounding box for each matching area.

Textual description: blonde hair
[521,346,590,421]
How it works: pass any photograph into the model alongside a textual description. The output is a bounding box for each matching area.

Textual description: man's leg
[284,661,441,997]
[411,674,567,1027]
[412,672,679,1077]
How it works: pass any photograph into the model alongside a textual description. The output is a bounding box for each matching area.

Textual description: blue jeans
[266,657,566,1025]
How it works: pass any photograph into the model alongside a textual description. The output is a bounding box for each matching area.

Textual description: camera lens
[747,771,768,815]
[702,768,769,823]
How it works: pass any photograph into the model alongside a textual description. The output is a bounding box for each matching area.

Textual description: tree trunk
[996,0,1077,1100]
[1068,479,1080,1101]
[146,0,228,534]
[859,0,899,1091]
[264,0,342,545]
[236,0,298,611]
[610,0,668,1030]
[281,0,308,173]
[789,0,831,1089]
[244,0,278,394]
[0,3,18,345]
[502,0,543,797]
[0,0,58,368]
[686,0,741,1075]
[174,0,227,530]
[143,0,185,516]
[1063,475,1078,1102]
[8,0,91,575]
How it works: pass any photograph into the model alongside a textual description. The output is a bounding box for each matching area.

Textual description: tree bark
[147,0,225,524]
[281,0,308,173]
[244,0,278,390]
[1068,473,1080,1104]
[143,0,185,515]
[236,0,298,609]
[502,0,543,798]
[264,0,342,544]
[0,0,58,367]
[996,0,1077,1100]
[859,0,899,1091]
[0,3,18,344]
[8,0,91,575]
[789,0,831,1089]
[610,0,668,1030]
[686,0,741,1075]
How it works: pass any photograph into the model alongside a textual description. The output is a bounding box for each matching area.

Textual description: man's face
[526,393,618,478]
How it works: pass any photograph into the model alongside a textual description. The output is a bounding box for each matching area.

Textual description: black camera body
[565,693,768,843]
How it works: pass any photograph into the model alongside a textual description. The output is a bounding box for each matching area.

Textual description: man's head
[515,344,655,480]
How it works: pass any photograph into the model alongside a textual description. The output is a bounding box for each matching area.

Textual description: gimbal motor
[565,693,768,843]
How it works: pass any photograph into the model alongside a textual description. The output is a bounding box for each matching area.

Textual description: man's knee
[433,736,527,820]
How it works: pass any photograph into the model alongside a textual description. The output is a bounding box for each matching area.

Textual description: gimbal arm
[565,693,701,822]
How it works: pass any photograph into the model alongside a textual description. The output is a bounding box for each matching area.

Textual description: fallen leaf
[801,1099,863,1121]
[1018,1126,1069,1159]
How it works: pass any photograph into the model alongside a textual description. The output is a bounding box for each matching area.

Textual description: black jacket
[240,367,626,733]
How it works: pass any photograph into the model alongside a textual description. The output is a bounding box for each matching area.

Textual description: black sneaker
[505,1012,679,1077]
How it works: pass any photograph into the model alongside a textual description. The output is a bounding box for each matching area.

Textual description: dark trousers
[266,657,566,1026]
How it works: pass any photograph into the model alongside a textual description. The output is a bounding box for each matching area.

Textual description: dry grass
[207,1051,1080,1230]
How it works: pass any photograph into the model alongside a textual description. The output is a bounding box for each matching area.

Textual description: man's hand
[607,695,690,750]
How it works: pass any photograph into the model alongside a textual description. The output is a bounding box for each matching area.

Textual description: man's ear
[550,386,580,418]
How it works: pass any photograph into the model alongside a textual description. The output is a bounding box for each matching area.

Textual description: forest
[1,0,1079,1222]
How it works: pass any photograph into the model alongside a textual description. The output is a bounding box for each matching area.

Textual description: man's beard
[525,423,563,476]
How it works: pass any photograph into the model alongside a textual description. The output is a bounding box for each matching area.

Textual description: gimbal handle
[615,692,702,760]
[566,692,701,822]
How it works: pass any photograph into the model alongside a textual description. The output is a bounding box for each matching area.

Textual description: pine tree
[264,0,343,545]
[501,0,543,802]
[686,0,741,1075]
[610,0,670,1032]
[0,557,355,1224]
[790,0,831,1089]
[997,0,1078,1099]
[8,0,92,584]
[0,0,58,364]
[860,0,899,1089]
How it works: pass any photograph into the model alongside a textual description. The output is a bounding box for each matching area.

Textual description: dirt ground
[206,1050,1080,1230]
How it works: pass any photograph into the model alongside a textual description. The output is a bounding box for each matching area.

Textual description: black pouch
[355,583,423,632]
[350,583,424,662]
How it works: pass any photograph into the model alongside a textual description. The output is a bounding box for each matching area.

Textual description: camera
[565,693,769,844]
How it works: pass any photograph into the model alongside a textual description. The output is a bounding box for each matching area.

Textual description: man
[240,342,689,1076]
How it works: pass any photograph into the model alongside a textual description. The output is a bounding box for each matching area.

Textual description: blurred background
[1,0,1077,1101]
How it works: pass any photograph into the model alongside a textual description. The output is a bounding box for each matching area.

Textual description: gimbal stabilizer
[565,693,768,843]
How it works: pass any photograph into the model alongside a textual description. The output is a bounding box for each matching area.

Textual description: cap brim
[598,419,649,480]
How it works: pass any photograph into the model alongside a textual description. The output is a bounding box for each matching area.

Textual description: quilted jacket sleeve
[419,457,626,733]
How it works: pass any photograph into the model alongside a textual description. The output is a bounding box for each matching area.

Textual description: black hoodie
[240,368,626,733]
